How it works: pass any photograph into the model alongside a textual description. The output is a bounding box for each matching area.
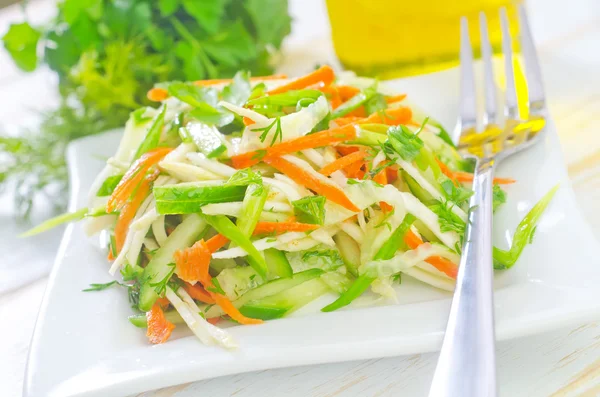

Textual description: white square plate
[24,68,600,397]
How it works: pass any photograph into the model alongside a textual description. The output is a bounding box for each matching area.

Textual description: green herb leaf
[221,70,252,106]
[247,90,322,107]
[167,82,218,108]
[121,263,144,282]
[96,174,123,197]
[429,200,466,235]
[181,0,226,34]
[245,0,292,47]
[159,0,180,16]
[228,168,263,186]
[386,125,425,162]
[440,179,473,207]
[207,278,226,295]
[83,280,123,292]
[292,196,326,225]
[493,185,507,212]
[2,23,41,72]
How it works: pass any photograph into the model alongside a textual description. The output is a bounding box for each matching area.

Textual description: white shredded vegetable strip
[362,242,459,278]
[187,152,236,177]
[163,142,196,163]
[106,158,130,171]
[159,161,223,182]
[339,221,364,244]
[152,215,168,246]
[357,211,367,232]
[395,158,467,221]
[83,214,117,237]
[126,230,147,267]
[201,201,292,217]
[166,287,237,348]
[212,232,307,259]
[131,208,159,231]
[308,226,338,247]
[372,150,387,169]
[301,148,326,168]
[272,173,312,197]
[263,177,302,202]
[403,266,455,291]
[219,101,270,124]
[143,238,159,252]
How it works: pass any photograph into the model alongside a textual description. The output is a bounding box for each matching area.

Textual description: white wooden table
[2,1,600,396]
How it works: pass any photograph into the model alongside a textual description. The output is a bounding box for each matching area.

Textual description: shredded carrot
[267,66,335,95]
[337,85,361,101]
[317,85,360,107]
[453,171,516,185]
[210,292,263,325]
[334,116,364,127]
[194,74,288,86]
[385,94,407,104]
[319,150,368,176]
[146,304,175,344]
[147,87,169,102]
[435,159,459,186]
[346,106,367,118]
[156,296,170,309]
[243,116,255,126]
[404,230,459,279]
[114,175,154,253]
[265,156,360,212]
[435,159,516,185]
[107,147,173,213]
[386,165,399,183]
[206,233,230,252]
[344,159,366,179]
[183,283,215,304]
[373,168,393,212]
[360,106,412,125]
[207,317,220,325]
[230,123,358,169]
[252,221,319,235]
[174,239,212,285]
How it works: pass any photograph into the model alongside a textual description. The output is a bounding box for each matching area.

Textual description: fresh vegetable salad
[26,66,557,349]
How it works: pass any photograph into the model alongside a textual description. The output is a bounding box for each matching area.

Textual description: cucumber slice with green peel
[138,214,208,311]
[128,310,184,328]
[402,170,435,204]
[320,271,354,294]
[264,248,293,278]
[333,231,361,277]
[239,278,330,320]
[205,268,324,318]
[154,183,247,215]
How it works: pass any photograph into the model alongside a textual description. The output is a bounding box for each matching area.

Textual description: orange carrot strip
[174,240,212,285]
[337,85,361,101]
[435,159,459,186]
[453,172,516,185]
[210,292,263,325]
[267,66,335,95]
[346,106,367,118]
[344,159,366,179]
[206,233,230,252]
[360,106,412,126]
[230,124,358,169]
[386,165,399,183]
[107,147,173,213]
[114,176,153,253]
[404,230,459,279]
[156,296,170,309]
[146,304,175,344]
[334,116,364,126]
[183,283,215,304]
[147,87,169,102]
[373,169,393,212]
[194,74,288,86]
[207,317,220,325]
[385,94,407,104]
[264,156,360,212]
[319,151,368,176]
[252,221,319,235]
[243,116,255,126]
[435,159,515,185]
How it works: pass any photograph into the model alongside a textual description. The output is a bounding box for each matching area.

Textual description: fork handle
[428,159,497,397]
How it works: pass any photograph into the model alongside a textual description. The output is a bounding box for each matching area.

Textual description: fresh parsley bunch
[1,0,291,217]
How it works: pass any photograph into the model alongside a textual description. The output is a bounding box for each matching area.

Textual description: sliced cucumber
[264,248,293,278]
[402,170,435,204]
[128,310,185,328]
[333,231,361,277]
[138,214,207,311]
[239,277,330,320]
[320,271,354,294]
[205,268,323,318]
[154,183,247,215]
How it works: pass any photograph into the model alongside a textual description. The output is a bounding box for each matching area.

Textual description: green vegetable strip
[247,89,322,107]
[20,207,90,237]
[264,248,293,278]
[331,86,377,119]
[237,183,268,237]
[133,105,167,160]
[128,311,185,328]
[493,185,559,269]
[202,214,268,279]
[96,174,124,197]
[292,195,326,225]
[321,214,416,312]
[154,184,247,215]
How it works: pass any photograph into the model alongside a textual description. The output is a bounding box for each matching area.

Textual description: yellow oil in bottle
[326,0,522,78]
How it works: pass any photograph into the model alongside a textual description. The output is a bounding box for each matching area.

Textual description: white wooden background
[2,0,600,396]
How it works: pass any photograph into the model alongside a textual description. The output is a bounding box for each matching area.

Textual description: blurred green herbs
[1,0,291,217]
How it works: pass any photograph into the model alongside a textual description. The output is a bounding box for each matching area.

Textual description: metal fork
[428,6,547,397]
